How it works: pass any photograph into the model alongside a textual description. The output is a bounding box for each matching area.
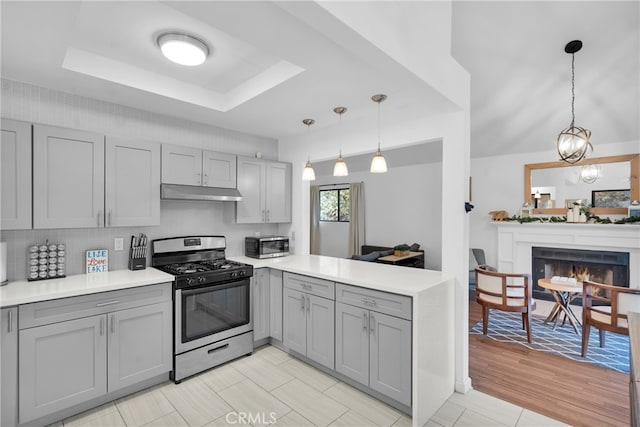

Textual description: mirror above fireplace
[524,153,640,215]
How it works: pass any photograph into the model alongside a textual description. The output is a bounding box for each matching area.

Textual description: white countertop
[229,254,452,297]
[0,268,174,307]
[0,255,452,307]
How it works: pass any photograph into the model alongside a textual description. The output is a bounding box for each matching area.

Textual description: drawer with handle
[19,282,172,329]
[336,283,412,320]
[283,272,335,300]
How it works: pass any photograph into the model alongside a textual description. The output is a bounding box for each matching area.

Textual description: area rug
[470,310,630,374]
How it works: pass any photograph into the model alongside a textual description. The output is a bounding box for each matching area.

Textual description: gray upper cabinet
[203,150,237,188]
[265,161,292,223]
[282,273,334,369]
[1,119,32,230]
[161,144,237,188]
[236,156,291,223]
[161,144,202,185]
[1,307,18,427]
[252,268,270,343]
[236,158,265,223]
[33,124,105,229]
[105,137,161,226]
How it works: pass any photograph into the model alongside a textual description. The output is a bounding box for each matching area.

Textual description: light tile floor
[50,345,567,427]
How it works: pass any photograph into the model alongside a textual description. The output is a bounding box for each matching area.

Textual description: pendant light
[333,107,349,177]
[580,164,600,184]
[370,94,388,173]
[556,40,592,164]
[301,119,316,181]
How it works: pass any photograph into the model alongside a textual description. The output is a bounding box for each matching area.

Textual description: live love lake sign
[86,249,108,273]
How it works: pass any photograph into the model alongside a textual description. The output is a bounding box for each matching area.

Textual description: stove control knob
[230,272,238,278]
[186,277,195,286]
[238,270,246,277]
[197,276,206,283]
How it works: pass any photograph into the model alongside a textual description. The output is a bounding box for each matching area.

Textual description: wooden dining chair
[475,267,534,343]
[581,280,640,357]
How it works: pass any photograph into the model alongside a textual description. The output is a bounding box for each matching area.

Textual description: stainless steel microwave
[245,236,289,259]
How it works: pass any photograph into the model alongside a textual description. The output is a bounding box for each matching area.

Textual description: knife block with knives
[128,233,147,271]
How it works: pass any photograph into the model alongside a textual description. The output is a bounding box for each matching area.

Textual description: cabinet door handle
[306,295,310,313]
[196,173,201,185]
[97,210,102,227]
[266,210,270,222]
[204,173,208,185]
[96,300,119,307]
[300,294,305,311]
[362,311,368,331]
[107,210,112,227]
[100,317,104,336]
[370,314,375,337]
[262,210,265,222]
[7,310,13,333]
[110,314,115,334]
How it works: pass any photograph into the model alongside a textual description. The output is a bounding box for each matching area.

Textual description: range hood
[161,184,243,202]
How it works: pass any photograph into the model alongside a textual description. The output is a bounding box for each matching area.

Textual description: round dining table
[538,278,583,334]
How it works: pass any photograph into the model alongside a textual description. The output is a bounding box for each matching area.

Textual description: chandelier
[556,40,592,164]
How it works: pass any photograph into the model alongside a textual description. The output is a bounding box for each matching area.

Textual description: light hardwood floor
[469,299,631,427]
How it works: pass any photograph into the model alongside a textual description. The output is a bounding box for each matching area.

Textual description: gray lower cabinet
[252,268,270,343]
[335,284,412,407]
[268,269,283,341]
[107,302,172,391]
[19,315,107,423]
[1,307,19,427]
[283,288,335,369]
[17,284,172,424]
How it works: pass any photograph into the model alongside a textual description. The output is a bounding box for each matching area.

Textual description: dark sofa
[355,244,425,269]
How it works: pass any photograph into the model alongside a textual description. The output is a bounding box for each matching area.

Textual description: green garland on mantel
[502,214,640,225]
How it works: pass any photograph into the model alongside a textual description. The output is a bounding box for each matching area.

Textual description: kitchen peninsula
[0,255,453,427]
[230,254,455,427]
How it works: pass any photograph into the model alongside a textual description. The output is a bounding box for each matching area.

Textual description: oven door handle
[179,278,250,295]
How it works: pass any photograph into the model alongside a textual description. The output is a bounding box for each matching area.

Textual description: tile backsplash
[1,201,278,281]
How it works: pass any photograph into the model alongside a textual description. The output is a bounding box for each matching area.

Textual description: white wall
[0,79,279,280]
[470,140,640,269]
[318,221,350,258]
[314,161,443,269]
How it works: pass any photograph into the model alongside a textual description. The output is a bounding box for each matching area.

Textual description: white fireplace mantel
[494,222,640,288]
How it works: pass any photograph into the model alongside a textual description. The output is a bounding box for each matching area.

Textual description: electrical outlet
[291,231,296,241]
[114,238,124,251]
[254,231,261,237]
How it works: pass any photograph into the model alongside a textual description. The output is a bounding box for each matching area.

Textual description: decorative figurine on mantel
[489,210,510,221]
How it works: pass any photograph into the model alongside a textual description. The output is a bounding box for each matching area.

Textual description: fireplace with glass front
[531,246,630,301]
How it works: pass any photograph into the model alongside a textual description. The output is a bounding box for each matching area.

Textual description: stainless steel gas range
[152,236,253,383]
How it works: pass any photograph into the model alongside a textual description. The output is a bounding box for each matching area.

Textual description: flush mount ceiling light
[157,33,209,66]
[370,94,388,173]
[333,107,349,177]
[556,40,592,164]
[301,119,316,181]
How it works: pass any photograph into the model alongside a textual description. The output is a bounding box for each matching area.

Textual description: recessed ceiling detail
[60,1,304,112]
